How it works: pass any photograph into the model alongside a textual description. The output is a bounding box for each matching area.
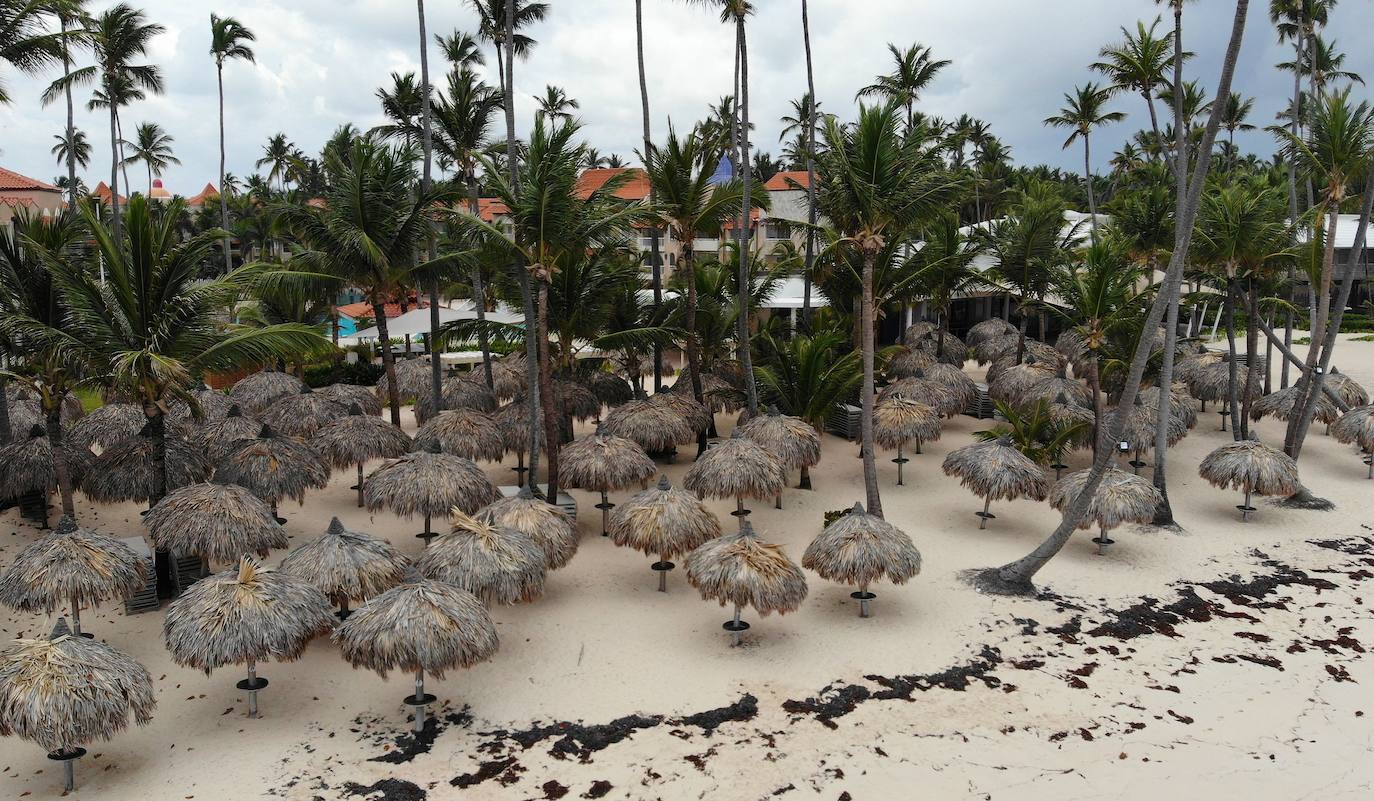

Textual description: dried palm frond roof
[989,358,1055,406]
[1022,366,1092,409]
[966,317,1017,348]
[218,424,331,505]
[1116,396,1189,451]
[376,358,433,403]
[1197,438,1300,497]
[915,331,968,365]
[1326,368,1369,408]
[335,579,497,678]
[477,487,578,570]
[0,425,92,498]
[260,386,350,437]
[1048,467,1162,530]
[609,475,721,559]
[874,396,942,450]
[802,502,920,587]
[1045,392,1095,440]
[739,408,821,470]
[887,345,936,379]
[315,383,384,417]
[583,370,635,407]
[145,481,288,565]
[1250,383,1340,425]
[1172,346,1220,386]
[414,376,500,424]
[1189,358,1264,403]
[193,405,265,462]
[1331,405,1374,451]
[683,430,785,501]
[230,370,305,416]
[560,425,657,492]
[487,357,528,400]
[972,332,1020,365]
[413,408,506,462]
[878,372,963,417]
[364,444,500,519]
[652,390,713,432]
[685,521,807,615]
[415,510,546,605]
[902,320,937,344]
[0,619,155,753]
[168,384,235,423]
[603,399,694,452]
[919,362,979,410]
[553,379,603,421]
[0,517,146,614]
[82,423,212,503]
[67,403,145,451]
[163,558,335,672]
[942,435,1050,502]
[1140,383,1198,430]
[310,404,413,468]
[494,398,545,452]
[279,517,408,601]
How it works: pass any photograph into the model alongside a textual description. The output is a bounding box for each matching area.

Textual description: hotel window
[766,221,791,240]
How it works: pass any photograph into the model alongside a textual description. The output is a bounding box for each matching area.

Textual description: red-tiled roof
[0,197,39,209]
[476,197,509,222]
[575,167,650,201]
[764,171,812,191]
[336,297,431,320]
[90,181,127,205]
[0,167,58,192]
[187,182,220,205]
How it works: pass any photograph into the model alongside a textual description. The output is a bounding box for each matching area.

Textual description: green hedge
[303,361,385,388]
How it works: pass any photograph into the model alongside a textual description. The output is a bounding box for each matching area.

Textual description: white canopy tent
[351,303,524,341]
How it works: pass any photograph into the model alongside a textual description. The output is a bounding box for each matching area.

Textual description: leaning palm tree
[209,13,255,273]
[1044,82,1126,228]
[121,120,178,194]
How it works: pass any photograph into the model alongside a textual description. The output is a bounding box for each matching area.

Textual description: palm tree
[372,72,424,150]
[979,180,1076,358]
[534,83,578,122]
[50,127,90,170]
[122,120,178,195]
[0,0,68,106]
[855,42,951,132]
[436,28,483,67]
[1220,91,1256,146]
[800,0,819,328]
[46,1,89,210]
[255,133,294,193]
[414,0,444,422]
[1044,82,1125,230]
[910,214,984,356]
[1280,33,1363,90]
[813,102,960,517]
[210,13,254,274]
[634,0,665,391]
[468,0,548,90]
[1092,17,1175,162]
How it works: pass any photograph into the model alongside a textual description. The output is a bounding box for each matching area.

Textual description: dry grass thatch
[0,619,155,753]
[82,423,212,503]
[887,345,936,379]
[874,396,942,450]
[364,446,500,519]
[1198,438,1300,496]
[942,436,1050,502]
[560,426,658,492]
[1048,467,1162,530]
[972,332,1020,364]
[920,362,979,410]
[310,405,413,468]
[878,373,963,417]
[67,403,145,451]
[1331,405,1374,451]
[334,579,497,678]
[145,481,288,565]
[488,358,528,401]
[1251,383,1340,425]
[989,358,1055,406]
[915,331,969,366]
[1173,346,1220,387]
[0,517,146,614]
[584,370,635,407]
[966,317,1017,348]
[554,379,603,421]
[477,488,579,570]
[1117,396,1190,452]
[163,558,335,672]
[739,410,821,470]
[279,517,408,601]
[1190,358,1263,403]
[260,386,350,437]
[603,399,694,451]
[415,376,500,424]
[651,390,713,433]
[217,425,331,504]
[494,398,545,452]
[1327,368,1369,408]
[686,372,744,414]
[1046,393,1096,441]
[376,358,434,403]
[193,405,266,462]
[609,475,721,559]
[683,430,785,501]
[315,383,383,417]
[685,521,807,615]
[0,425,92,498]
[902,320,937,344]
[168,384,236,423]
[413,408,506,462]
[802,502,921,587]
[1023,367,1092,410]
[229,370,304,416]
[1141,383,1199,430]
[415,510,547,605]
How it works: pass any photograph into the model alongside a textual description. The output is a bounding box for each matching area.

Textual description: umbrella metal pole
[406,668,436,734]
[894,443,906,486]
[356,463,365,507]
[1093,525,1115,553]
[977,497,994,529]
[238,659,268,718]
[851,583,876,618]
[48,748,84,793]
[722,603,749,646]
[1240,490,1254,522]
[652,552,674,593]
[271,501,285,525]
[1366,451,1373,479]
[513,451,527,486]
[596,490,613,537]
[733,497,748,531]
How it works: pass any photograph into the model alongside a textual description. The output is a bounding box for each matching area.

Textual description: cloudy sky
[2,0,1371,196]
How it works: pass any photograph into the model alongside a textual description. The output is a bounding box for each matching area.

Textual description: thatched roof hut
[145,481,288,567]
[364,444,500,540]
[67,402,145,451]
[561,426,658,493]
[0,517,145,635]
[0,425,92,501]
[1049,467,1161,544]
[217,424,330,506]
[603,399,694,452]
[279,517,408,610]
[413,408,506,462]
[887,345,936,379]
[82,423,212,504]
[609,475,721,591]
[1331,405,1374,452]
[803,502,920,616]
[193,405,266,462]
[966,317,1017,348]
[1198,437,1300,520]
[942,435,1050,528]
[315,383,383,417]
[685,521,807,644]
[1327,368,1369,408]
[920,362,978,410]
[878,371,963,417]
[230,370,304,416]
[168,383,236,424]
[260,386,350,437]
[985,341,1063,383]
[1251,383,1340,425]
[739,408,822,472]
[311,404,414,505]
[487,357,528,401]
[415,510,546,605]
[335,579,497,678]
[683,430,785,515]
[477,487,578,570]
[0,620,155,791]
[989,357,1056,406]
[651,390,713,433]
[972,332,1019,365]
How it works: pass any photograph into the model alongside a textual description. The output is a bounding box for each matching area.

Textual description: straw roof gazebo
[1173,346,1221,388]
[413,408,506,462]
[0,517,145,636]
[874,397,942,486]
[0,620,155,792]
[335,579,497,734]
[315,383,383,416]
[144,480,288,571]
[163,558,334,717]
[193,404,264,461]
[560,425,657,536]
[82,423,212,505]
[802,502,920,617]
[1198,438,1300,521]
[259,385,350,438]
[603,398,694,455]
[415,510,547,605]
[67,402,144,451]
[230,370,304,416]
[942,436,1050,529]
[609,475,722,591]
[684,521,807,646]
[683,429,785,530]
[217,424,330,520]
[1049,467,1162,551]
[279,517,408,617]
[1251,383,1340,426]
[364,443,500,544]
[1331,405,1374,477]
[0,425,91,527]
[311,403,413,506]
[972,332,1018,364]
[477,487,579,570]
[739,408,822,503]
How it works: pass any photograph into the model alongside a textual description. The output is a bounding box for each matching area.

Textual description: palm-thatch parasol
[335,578,497,734]
[1049,467,1162,551]
[652,389,713,433]
[1173,345,1220,390]
[415,510,547,605]
[915,331,969,366]
[1140,383,1198,431]
[920,362,979,410]
[802,502,920,617]
[887,345,935,379]
[878,371,963,417]
[494,398,544,484]
[1331,405,1374,478]
[144,480,288,573]
[163,557,334,717]
[0,517,145,636]
[685,372,744,414]
[279,517,408,617]
[554,378,603,422]
[259,385,350,437]
[0,425,92,528]
[609,475,721,591]
[168,383,236,424]
[0,619,155,792]
[1190,357,1263,428]
[217,424,330,521]
[986,341,1064,383]
[583,370,635,410]
[685,520,807,646]
[1056,328,1089,363]
[739,408,822,505]
[603,398,694,456]
[1022,365,1092,410]
[973,332,1019,365]
[486,356,528,401]
[989,357,1055,406]
[315,383,384,416]
[229,370,305,416]
[902,320,937,344]
[683,429,785,530]
[82,422,212,506]
[414,375,500,424]
[874,396,942,485]
[67,402,145,451]
[6,389,83,426]
[560,424,657,536]
[364,442,500,545]
[311,403,414,506]
[193,404,265,462]
[1251,383,1340,426]
[1326,367,1369,408]
[1117,395,1190,473]
[1197,437,1299,522]
[1045,391,1096,457]
[477,487,578,570]
[966,317,1017,348]
[413,408,506,462]
[942,435,1050,529]
[376,357,434,405]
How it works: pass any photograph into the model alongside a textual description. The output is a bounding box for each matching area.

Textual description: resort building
[0,167,63,234]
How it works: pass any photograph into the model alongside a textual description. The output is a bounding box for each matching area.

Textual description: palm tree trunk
[416,0,443,416]
[375,303,403,427]
[735,17,758,417]
[0,381,11,446]
[1224,278,1241,438]
[45,404,76,519]
[61,16,77,209]
[800,0,817,331]
[1282,36,1303,389]
[537,278,560,501]
[218,63,232,274]
[1151,274,1181,526]
[1285,203,1339,456]
[1143,91,1163,166]
[468,179,495,389]
[1240,278,1260,437]
[1083,135,1097,236]
[683,244,707,455]
[108,96,121,241]
[635,0,664,392]
[861,248,883,518]
[1087,354,1103,459]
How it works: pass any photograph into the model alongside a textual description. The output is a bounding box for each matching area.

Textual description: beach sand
[3,337,1373,800]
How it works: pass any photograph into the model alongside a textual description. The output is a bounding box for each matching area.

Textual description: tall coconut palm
[210,13,254,274]
[1092,17,1175,163]
[534,83,578,122]
[255,132,293,193]
[1,0,68,106]
[1220,91,1256,146]
[50,127,90,171]
[800,0,819,328]
[634,0,664,391]
[467,0,548,93]
[855,42,951,132]
[121,121,178,195]
[414,0,444,421]
[372,71,424,151]
[1044,83,1126,231]
[910,213,984,356]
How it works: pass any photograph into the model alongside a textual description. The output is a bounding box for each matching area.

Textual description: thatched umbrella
[739,408,822,505]
[376,357,433,404]
[1141,383,1198,431]
[194,404,265,461]
[163,558,334,717]
[986,341,1063,383]
[335,578,497,734]
[477,487,578,570]
[364,442,500,545]
[887,345,935,379]
[0,619,155,792]
[1197,438,1299,522]
[315,383,384,417]
[1326,367,1369,408]
[311,403,414,506]
[802,502,920,617]
[414,376,499,424]
[0,425,92,529]
[603,398,694,456]
[279,517,408,618]
[609,475,721,591]
[1049,467,1161,551]
[973,332,1019,365]
[260,385,350,437]
[553,378,602,422]
[652,389,713,434]
[879,371,963,417]
[684,521,807,646]
[683,428,785,531]
[584,370,635,410]
[1023,365,1092,410]
[230,370,304,416]
[82,423,212,505]
[915,331,969,366]
[1251,383,1340,426]
[218,424,330,522]
[413,408,506,462]
[560,424,657,536]
[145,480,288,572]
[487,356,528,401]
[1331,405,1374,478]
[921,362,979,410]
[415,510,546,605]
[873,396,941,486]
[168,383,236,424]
[1191,358,1263,428]
[902,320,937,344]
[494,398,543,484]
[989,357,1054,406]
[67,402,145,451]
[1173,345,1221,389]
[942,435,1050,529]
[0,517,145,636]
[966,317,1017,348]
[1117,395,1189,473]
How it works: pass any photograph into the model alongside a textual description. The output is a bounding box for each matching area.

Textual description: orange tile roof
[575,168,650,201]
[187,182,220,206]
[764,170,812,191]
[476,197,509,222]
[0,167,59,192]
[336,297,430,320]
[90,181,127,205]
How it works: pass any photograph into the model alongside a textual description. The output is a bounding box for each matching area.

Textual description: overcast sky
[2,0,1371,196]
